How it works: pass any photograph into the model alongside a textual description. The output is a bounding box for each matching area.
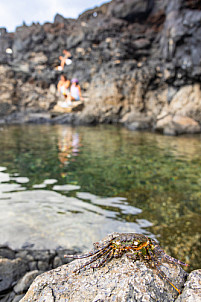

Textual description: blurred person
[59,50,72,70]
[57,75,70,98]
[70,78,83,101]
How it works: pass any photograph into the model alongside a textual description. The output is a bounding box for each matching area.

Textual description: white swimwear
[65,58,72,65]
[70,85,80,101]
[60,86,69,96]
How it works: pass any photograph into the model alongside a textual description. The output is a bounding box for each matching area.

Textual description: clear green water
[0,124,200,270]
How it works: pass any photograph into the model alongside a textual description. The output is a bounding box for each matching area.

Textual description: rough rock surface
[21,257,188,302]
[20,227,196,302]
[0,0,201,134]
[175,270,201,302]
[19,234,201,302]
[155,115,201,135]
[0,246,74,302]
[20,234,192,302]
[0,258,28,293]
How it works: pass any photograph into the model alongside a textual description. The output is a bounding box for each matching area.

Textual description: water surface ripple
[0,124,200,270]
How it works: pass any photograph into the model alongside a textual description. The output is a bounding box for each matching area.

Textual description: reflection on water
[57,126,81,167]
[0,124,201,270]
[0,171,149,251]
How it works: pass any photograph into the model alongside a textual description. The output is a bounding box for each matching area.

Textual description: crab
[64,233,189,294]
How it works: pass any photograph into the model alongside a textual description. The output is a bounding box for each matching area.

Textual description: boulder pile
[0,246,74,302]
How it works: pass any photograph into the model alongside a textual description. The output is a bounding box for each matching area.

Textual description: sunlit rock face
[0,0,201,134]
[20,233,199,302]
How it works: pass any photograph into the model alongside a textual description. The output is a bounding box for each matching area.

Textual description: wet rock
[14,270,41,294]
[0,246,75,301]
[52,256,62,269]
[0,258,28,292]
[27,250,53,262]
[0,291,16,302]
[50,112,74,124]
[37,261,50,271]
[121,111,153,130]
[155,114,175,134]
[171,116,200,135]
[155,115,200,135]
[13,294,25,302]
[0,246,15,260]
[28,261,38,271]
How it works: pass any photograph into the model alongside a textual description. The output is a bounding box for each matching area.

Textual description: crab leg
[64,241,112,259]
[148,248,181,294]
[72,247,113,273]
[91,248,114,268]
[161,253,189,267]
[150,241,189,267]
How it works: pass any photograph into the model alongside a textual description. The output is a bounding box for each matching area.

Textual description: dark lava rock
[0,0,201,135]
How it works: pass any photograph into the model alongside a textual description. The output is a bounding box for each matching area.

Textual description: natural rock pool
[0,124,200,270]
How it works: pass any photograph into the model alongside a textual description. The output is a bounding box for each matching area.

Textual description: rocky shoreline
[20,233,201,302]
[0,0,201,135]
[1,239,201,302]
[21,261,201,302]
[0,246,75,302]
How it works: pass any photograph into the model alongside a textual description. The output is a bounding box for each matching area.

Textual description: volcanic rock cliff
[0,0,201,135]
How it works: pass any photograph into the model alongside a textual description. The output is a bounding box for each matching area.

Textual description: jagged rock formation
[0,0,201,135]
